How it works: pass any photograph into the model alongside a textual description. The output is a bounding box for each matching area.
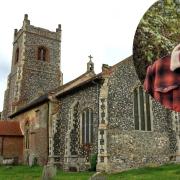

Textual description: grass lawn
[98,163,180,180]
[0,163,180,180]
[0,165,93,180]
[54,171,94,180]
[0,165,43,180]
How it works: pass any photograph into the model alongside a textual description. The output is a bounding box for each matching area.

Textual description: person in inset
[144,44,180,112]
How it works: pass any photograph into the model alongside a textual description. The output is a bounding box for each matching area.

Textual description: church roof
[9,72,101,118]
[55,72,102,98]
[54,71,96,92]
[0,121,23,136]
[9,94,49,118]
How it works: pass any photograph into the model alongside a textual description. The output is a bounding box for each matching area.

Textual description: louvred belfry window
[38,47,47,61]
[15,48,19,64]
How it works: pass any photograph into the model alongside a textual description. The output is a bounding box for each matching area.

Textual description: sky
[0,0,157,111]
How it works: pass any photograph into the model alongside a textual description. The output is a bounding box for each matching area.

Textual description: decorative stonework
[97,76,110,172]
[64,102,80,158]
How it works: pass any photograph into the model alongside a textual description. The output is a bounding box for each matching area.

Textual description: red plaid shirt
[144,55,180,112]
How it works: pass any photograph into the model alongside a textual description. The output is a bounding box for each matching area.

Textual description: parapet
[13,14,61,43]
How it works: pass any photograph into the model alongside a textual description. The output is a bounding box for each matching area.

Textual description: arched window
[15,48,19,64]
[81,108,93,144]
[24,121,30,149]
[133,86,152,131]
[38,47,47,61]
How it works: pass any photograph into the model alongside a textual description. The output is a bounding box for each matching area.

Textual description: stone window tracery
[24,121,30,149]
[133,86,152,131]
[81,108,93,144]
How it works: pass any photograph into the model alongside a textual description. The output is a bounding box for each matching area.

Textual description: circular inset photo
[133,0,180,112]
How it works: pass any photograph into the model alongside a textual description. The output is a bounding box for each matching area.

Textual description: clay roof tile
[0,121,23,136]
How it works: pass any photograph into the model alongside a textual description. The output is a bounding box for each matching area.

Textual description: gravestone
[41,163,57,180]
[0,156,3,165]
[29,154,35,167]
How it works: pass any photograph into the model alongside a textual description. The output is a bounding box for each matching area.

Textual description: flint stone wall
[2,35,24,118]
[54,83,99,170]
[20,32,61,104]
[107,57,176,171]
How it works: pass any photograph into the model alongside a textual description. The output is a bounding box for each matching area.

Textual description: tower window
[38,47,47,61]
[15,48,19,64]
[133,86,152,131]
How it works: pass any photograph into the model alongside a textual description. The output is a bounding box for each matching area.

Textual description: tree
[133,0,180,82]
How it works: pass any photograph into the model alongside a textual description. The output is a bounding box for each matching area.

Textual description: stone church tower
[2,14,62,119]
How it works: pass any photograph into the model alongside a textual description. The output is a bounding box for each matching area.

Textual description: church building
[1,15,180,172]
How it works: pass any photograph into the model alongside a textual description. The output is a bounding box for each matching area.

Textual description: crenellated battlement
[14,14,61,44]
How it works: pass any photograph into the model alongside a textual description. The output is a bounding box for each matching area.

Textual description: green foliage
[0,165,43,180]
[0,165,93,180]
[89,153,97,171]
[133,0,180,82]
[0,163,180,180]
[54,170,94,180]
